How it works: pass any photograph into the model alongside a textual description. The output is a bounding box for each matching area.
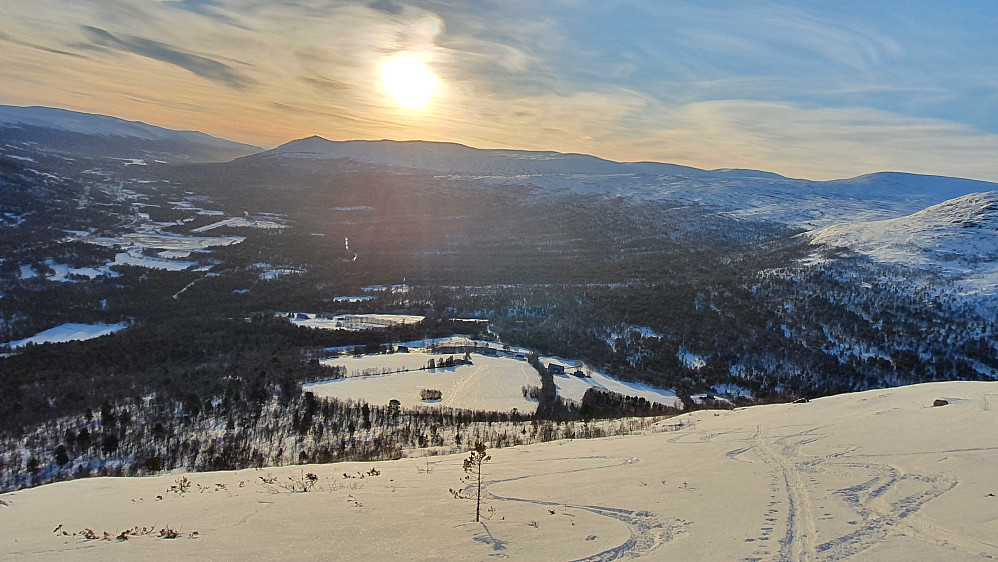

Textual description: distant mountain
[259,136,998,229]
[265,136,710,177]
[0,105,260,163]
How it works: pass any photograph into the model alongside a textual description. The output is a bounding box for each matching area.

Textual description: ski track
[756,428,820,562]
[719,423,993,562]
[472,455,688,560]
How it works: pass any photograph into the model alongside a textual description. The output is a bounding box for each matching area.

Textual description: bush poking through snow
[160,526,180,539]
[168,476,192,495]
[280,470,318,493]
[57,524,195,542]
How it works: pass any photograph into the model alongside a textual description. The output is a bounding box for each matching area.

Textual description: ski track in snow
[476,455,689,560]
[713,423,995,562]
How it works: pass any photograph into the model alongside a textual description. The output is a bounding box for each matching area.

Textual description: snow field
[307,350,683,411]
[189,216,286,233]
[290,313,425,331]
[3,322,128,349]
[19,259,123,281]
[89,232,245,251]
[3,381,996,560]
[542,356,682,409]
[307,353,542,412]
[113,251,196,271]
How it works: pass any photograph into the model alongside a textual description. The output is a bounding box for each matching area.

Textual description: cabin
[548,363,565,375]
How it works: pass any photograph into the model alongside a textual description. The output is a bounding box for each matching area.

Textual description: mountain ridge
[266,135,998,188]
[0,105,260,163]
[257,135,998,230]
[0,105,260,150]
[4,105,997,188]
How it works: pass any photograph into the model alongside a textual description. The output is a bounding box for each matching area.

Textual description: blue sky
[1,0,996,180]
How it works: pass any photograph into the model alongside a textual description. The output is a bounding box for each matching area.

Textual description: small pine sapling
[463,441,491,522]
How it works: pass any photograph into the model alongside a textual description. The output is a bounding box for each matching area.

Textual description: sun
[381,55,439,110]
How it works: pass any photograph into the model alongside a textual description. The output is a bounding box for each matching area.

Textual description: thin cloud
[300,76,352,93]
[159,0,240,25]
[79,25,251,89]
[0,29,85,58]
[368,0,403,15]
[2,1,996,181]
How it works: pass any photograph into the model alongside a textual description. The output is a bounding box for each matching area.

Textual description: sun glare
[381,56,439,110]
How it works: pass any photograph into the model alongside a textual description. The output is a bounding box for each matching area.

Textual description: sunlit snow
[3,321,128,349]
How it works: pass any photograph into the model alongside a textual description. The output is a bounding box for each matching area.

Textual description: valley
[4,2,996,559]
[1,106,996,499]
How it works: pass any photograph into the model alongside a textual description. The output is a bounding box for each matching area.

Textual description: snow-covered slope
[811,191,998,294]
[261,137,998,228]
[2,322,128,349]
[0,106,259,162]
[2,381,996,560]
[0,105,253,148]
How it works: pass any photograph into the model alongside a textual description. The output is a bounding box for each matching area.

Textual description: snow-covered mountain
[267,136,708,177]
[810,191,998,295]
[0,105,260,163]
[262,137,998,229]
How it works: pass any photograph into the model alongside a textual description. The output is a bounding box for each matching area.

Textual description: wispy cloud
[158,0,239,25]
[0,29,84,58]
[624,100,998,181]
[79,26,251,88]
[0,0,996,181]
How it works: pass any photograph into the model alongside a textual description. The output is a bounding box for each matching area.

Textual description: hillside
[810,191,998,295]
[258,137,998,229]
[0,105,260,163]
[2,381,996,560]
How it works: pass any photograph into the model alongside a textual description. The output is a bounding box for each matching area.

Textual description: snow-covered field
[34,230,248,273]
[306,351,682,411]
[2,322,128,349]
[189,216,287,233]
[20,259,122,282]
[332,296,374,303]
[3,381,996,560]
[543,356,682,408]
[88,232,244,251]
[113,251,196,271]
[290,313,425,331]
[307,353,541,411]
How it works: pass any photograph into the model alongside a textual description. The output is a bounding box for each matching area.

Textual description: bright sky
[1,0,996,181]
